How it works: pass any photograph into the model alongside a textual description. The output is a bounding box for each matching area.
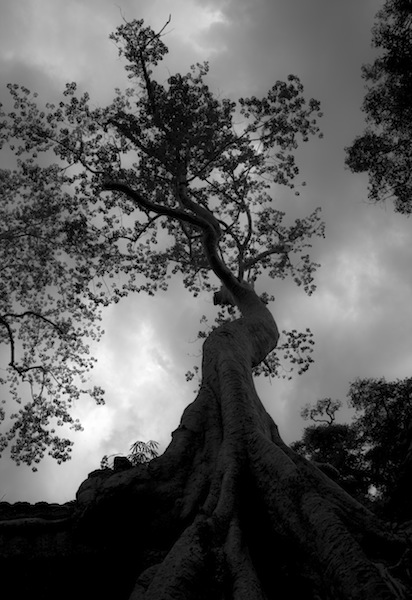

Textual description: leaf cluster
[293,377,412,507]
[345,0,412,213]
[100,439,159,468]
[348,377,412,500]
[0,160,106,468]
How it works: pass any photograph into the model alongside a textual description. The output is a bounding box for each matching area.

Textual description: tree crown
[345,0,412,213]
[0,18,324,467]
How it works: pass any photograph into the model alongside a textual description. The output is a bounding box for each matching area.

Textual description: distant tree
[291,398,370,501]
[293,379,412,518]
[300,396,342,424]
[0,18,409,600]
[348,377,412,518]
[345,0,412,213]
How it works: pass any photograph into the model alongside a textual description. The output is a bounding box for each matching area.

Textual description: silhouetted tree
[293,379,412,520]
[291,398,370,502]
[349,377,412,519]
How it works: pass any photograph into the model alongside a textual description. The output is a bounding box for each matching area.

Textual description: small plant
[100,440,159,469]
[128,440,159,465]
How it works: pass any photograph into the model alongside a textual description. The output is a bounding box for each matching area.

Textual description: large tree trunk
[1,288,411,599]
[75,287,410,599]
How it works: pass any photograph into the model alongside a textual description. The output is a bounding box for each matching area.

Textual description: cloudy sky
[1,0,411,504]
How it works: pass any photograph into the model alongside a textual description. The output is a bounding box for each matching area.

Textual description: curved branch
[2,311,66,336]
[103,180,208,230]
[176,175,221,236]
[0,314,49,381]
[243,245,290,270]
[103,180,247,306]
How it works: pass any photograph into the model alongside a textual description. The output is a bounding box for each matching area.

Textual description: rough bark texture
[1,288,411,599]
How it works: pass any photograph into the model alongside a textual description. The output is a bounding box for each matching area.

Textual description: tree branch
[102,180,208,230]
[137,16,171,131]
[243,245,290,270]
[0,315,17,369]
[103,180,248,304]
[2,311,66,337]
[0,314,49,381]
[107,113,173,171]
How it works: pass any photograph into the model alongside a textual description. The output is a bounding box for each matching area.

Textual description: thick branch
[103,180,267,316]
[103,180,233,287]
[176,174,221,236]
[102,181,207,230]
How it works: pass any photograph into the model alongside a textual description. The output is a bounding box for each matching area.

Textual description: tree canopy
[349,377,412,515]
[345,0,412,213]
[0,18,324,468]
[292,377,412,518]
[291,397,371,503]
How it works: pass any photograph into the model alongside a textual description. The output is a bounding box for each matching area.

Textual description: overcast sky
[1,0,411,504]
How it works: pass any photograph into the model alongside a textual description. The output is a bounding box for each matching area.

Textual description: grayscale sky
[1,0,411,504]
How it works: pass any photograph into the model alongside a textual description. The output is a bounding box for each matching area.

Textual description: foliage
[292,423,370,497]
[292,377,412,505]
[100,439,159,468]
[291,398,370,501]
[348,377,412,501]
[345,0,412,213]
[0,18,323,466]
[0,161,106,469]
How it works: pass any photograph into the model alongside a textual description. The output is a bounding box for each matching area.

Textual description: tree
[292,380,412,520]
[345,0,412,213]
[0,21,320,468]
[0,18,410,600]
[300,396,342,425]
[348,377,412,520]
[291,399,371,503]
